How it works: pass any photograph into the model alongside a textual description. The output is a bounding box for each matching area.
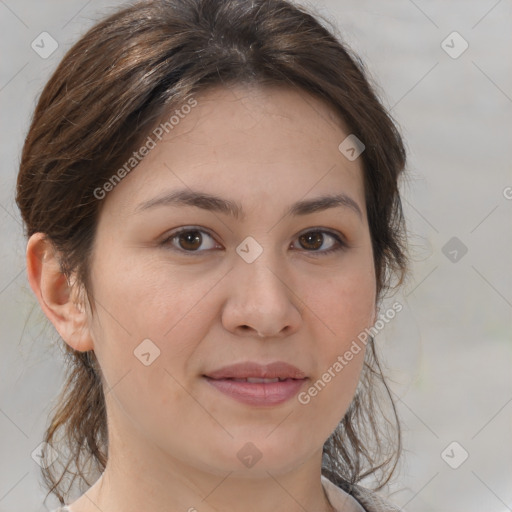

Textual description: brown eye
[293,229,346,256]
[162,227,219,253]
[298,231,324,250]
[178,230,203,251]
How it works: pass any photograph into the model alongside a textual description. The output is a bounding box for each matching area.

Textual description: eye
[161,227,347,256]
[292,229,347,256]
[161,227,220,253]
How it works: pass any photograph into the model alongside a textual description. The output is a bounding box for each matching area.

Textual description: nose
[221,250,302,339]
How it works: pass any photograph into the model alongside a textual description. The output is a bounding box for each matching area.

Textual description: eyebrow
[135,188,363,221]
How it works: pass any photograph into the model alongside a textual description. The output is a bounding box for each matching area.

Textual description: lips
[203,361,308,406]
[230,377,283,383]
[204,361,307,380]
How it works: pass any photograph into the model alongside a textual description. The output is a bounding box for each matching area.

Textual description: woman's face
[83,85,376,478]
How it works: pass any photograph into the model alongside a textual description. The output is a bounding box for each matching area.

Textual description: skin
[27,84,377,512]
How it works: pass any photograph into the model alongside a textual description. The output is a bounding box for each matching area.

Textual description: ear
[26,233,94,352]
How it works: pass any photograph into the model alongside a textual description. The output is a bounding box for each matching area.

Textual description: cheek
[89,246,224,341]
[86,251,229,416]
[297,256,375,415]
[302,257,376,341]
[87,261,209,434]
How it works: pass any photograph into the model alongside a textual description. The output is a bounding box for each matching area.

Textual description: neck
[69,398,336,512]
[72,426,334,512]
[85,467,335,512]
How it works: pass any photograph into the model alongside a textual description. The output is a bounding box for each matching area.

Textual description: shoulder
[321,474,405,512]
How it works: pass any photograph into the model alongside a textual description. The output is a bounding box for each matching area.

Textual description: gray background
[1,1,511,511]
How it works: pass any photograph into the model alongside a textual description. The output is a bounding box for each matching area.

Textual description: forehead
[103,84,366,217]
[174,83,351,153]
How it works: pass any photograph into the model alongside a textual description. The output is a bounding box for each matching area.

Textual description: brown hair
[16,0,407,504]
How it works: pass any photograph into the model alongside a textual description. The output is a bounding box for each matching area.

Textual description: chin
[198,435,317,478]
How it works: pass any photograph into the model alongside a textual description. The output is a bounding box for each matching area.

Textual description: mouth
[204,360,307,380]
[202,361,308,406]
[212,377,295,383]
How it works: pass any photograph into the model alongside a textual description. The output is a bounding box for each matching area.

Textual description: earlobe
[26,233,94,352]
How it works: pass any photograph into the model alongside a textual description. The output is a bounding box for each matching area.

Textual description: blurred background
[0,1,511,511]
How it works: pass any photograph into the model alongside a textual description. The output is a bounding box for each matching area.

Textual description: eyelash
[160,226,347,256]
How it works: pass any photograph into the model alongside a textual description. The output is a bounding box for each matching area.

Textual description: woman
[16,0,408,511]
